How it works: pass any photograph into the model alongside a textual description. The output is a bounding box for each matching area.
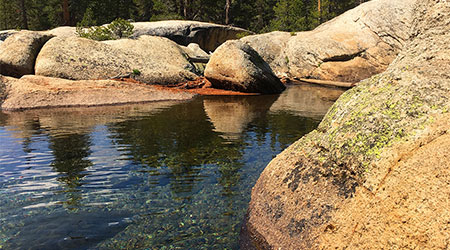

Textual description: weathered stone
[186,43,209,57]
[131,20,251,52]
[205,40,285,94]
[0,30,17,41]
[241,31,292,75]
[246,0,416,82]
[0,75,16,105]
[35,35,197,85]
[242,0,450,249]
[47,26,77,38]
[1,75,195,110]
[0,31,54,77]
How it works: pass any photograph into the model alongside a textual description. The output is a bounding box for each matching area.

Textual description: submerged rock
[205,40,285,94]
[0,31,54,77]
[242,0,450,249]
[35,35,197,85]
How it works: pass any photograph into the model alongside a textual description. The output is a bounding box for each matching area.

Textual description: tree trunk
[19,0,28,29]
[62,0,70,25]
[225,0,231,24]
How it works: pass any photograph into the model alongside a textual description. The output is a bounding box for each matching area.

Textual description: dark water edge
[0,84,344,249]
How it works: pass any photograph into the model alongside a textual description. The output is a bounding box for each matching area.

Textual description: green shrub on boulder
[76,18,134,41]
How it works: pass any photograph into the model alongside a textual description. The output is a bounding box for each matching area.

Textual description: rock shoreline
[1,0,414,110]
[242,0,450,248]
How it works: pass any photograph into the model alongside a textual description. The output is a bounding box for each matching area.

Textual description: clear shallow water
[0,84,343,249]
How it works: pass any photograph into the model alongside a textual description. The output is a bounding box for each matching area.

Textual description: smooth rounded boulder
[0,31,54,77]
[205,40,285,94]
[35,35,197,85]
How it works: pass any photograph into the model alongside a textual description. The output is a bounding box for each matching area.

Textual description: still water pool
[0,84,343,249]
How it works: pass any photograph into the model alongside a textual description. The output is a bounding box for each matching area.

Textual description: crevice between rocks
[321,49,366,63]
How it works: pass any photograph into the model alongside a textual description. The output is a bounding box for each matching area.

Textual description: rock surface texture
[0,30,18,41]
[241,31,292,75]
[244,0,416,83]
[0,31,54,77]
[131,20,250,52]
[205,40,285,94]
[242,0,450,249]
[35,36,197,85]
[1,75,194,111]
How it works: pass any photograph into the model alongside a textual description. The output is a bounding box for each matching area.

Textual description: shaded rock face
[1,75,194,111]
[244,0,416,83]
[242,0,450,249]
[0,31,54,77]
[205,40,285,94]
[35,35,197,85]
[131,20,250,52]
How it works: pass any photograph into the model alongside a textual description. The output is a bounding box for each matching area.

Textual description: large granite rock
[0,30,18,41]
[35,35,197,85]
[131,20,250,52]
[205,40,285,94]
[242,0,450,249]
[0,75,16,105]
[241,31,292,76]
[243,0,416,83]
[42,21,250,52]
[1,75,194,110]
[47,26,77,38]
[0,31,54,77]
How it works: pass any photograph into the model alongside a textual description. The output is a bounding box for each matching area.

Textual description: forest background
[0,0,367,33]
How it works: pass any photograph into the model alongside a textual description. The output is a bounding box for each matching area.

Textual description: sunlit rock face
[242,0,450,249]
[243,0,417,83]
[205,40,285,94]
[0,31,53,77]
[1,75,194,111]
[35,36,197,85]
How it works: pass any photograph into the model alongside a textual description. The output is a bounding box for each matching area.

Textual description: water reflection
[0,84,343,249]
[203,95,279,140]
[49,133,92,210]
[270,83,345,119]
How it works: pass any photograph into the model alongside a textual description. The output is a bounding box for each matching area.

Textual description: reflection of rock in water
[203,95,279,140]
[270,83,345,119]
[0,101,180,137]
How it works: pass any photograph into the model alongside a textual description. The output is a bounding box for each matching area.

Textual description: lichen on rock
[242,0,450,249]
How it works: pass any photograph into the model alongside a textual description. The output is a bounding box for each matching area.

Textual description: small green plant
[132,69,141,76]
[77,18,134,41]
[290,31,297,36]
[236,31,252,39]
